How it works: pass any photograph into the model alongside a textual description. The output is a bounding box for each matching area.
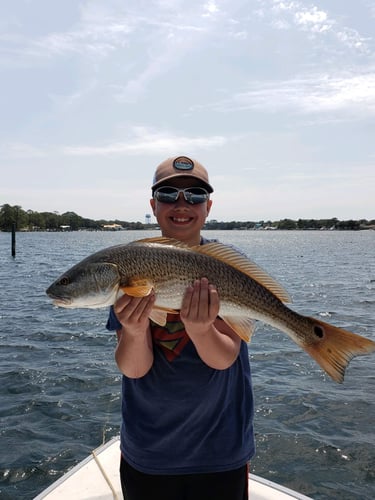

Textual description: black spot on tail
[314,325,324,338]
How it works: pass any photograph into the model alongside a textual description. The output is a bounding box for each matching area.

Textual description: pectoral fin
[221,316,256,343]
[121,278,154,297]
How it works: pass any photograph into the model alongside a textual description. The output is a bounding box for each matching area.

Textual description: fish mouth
[52,297,73,307]
[46,291,72,307]
[52,297,72,307]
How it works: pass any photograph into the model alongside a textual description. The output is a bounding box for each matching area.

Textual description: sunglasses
[153,186,210,205]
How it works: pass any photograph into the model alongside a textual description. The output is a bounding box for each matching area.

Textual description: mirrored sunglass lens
[184,188,209,203]
[154,187,178,202]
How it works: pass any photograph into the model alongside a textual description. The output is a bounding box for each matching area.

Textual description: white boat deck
[34,437,313,500]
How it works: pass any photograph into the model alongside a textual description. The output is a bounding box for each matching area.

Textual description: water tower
[145,213,151,225]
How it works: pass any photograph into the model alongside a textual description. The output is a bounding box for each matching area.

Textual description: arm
[114,292,155,378]
[180,278,241,370]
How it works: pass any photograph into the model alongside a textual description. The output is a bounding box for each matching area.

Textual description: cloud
[0,3,214,68]
[294,6,331,33]
[267,0,369,52]
[192,71,375,117]
[0,21,133,68]
[203,1,219,17]
[1,127,230,161]
[63,126,229,156]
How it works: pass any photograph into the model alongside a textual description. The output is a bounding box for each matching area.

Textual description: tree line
[204,218,374,231]
[1,204,374,232]
[0,204,144,232]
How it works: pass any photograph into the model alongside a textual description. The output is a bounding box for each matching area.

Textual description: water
[0,230,374,499]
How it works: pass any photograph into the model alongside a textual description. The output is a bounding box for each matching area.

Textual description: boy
[107,156,255,500]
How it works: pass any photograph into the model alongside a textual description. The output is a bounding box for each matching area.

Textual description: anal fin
[149,306,179,326]
[221,316,256,343]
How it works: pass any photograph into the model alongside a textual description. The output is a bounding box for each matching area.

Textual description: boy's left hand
[180,277,219,334]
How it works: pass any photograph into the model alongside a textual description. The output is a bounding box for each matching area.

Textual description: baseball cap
[151,156,214,193]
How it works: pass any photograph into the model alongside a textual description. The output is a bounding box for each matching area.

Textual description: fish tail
[303,317,375,383]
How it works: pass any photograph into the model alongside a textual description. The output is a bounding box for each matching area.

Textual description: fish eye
[58,276,70,286]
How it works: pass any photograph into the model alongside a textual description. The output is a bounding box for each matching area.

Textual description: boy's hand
[114,292,155,337]
[180,278,219,335]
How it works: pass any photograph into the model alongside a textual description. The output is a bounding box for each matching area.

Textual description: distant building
[102,224,124,231]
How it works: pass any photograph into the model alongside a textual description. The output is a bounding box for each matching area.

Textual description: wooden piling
[11,222,16,257]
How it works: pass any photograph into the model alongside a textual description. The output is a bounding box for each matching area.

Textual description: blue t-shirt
[106,240,255,474]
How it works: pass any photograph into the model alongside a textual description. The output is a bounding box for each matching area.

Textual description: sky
[1,0,374,223]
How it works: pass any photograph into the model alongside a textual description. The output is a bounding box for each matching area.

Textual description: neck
[161,231,201,247]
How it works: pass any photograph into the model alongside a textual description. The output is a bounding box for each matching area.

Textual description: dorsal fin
[131,237,291,303]
[131,236,190,248]
[195,243,291,303]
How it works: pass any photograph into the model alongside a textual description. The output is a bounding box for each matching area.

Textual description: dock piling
[11,222,16,257]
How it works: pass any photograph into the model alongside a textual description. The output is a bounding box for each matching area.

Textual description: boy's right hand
[114,292,155,337]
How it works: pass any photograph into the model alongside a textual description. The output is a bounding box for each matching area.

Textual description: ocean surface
[0,230,374,500]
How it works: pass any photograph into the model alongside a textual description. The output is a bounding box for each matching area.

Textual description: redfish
[46,237,375,383]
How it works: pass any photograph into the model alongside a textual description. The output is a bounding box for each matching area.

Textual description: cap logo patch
[173,156,194,171]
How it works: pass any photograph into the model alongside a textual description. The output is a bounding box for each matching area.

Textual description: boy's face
[150,177,212,246]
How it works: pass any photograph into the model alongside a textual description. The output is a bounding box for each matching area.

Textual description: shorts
[120,456,249,500]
